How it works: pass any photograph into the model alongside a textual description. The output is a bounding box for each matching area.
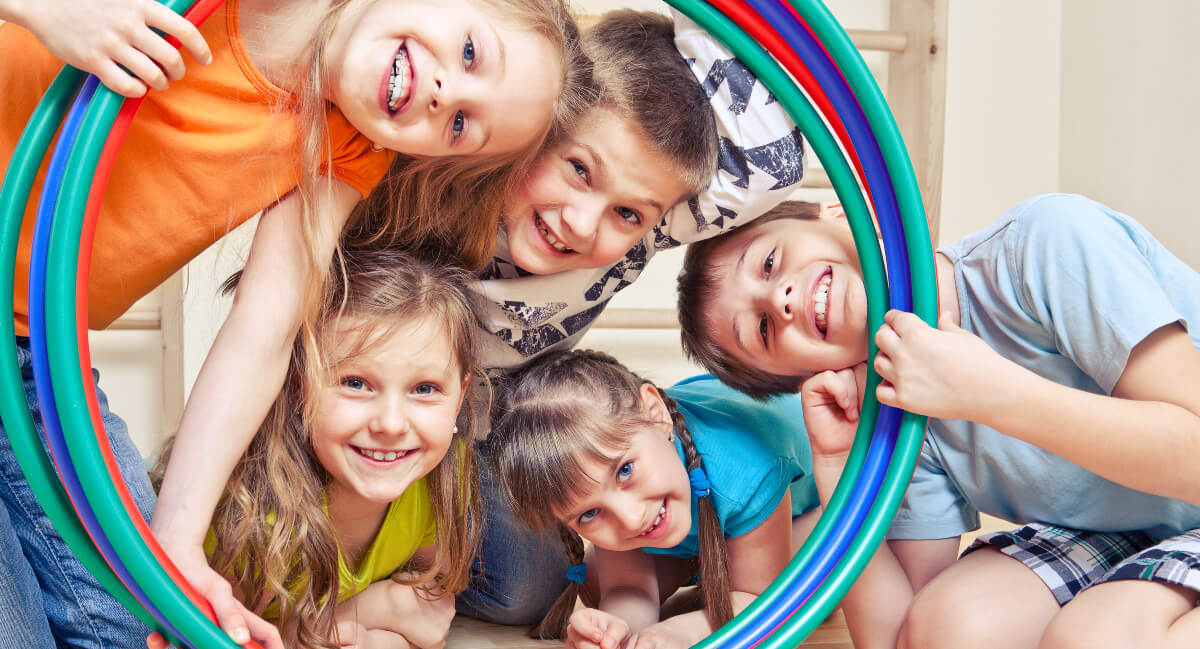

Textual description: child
[459,9,807,626]
[677,195,1200,648]
[0,1,581,646]
[152,245,485,649]
[487,349,819,646]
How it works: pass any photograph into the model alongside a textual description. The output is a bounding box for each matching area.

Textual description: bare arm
[0,0,211,97]
[151,180,361,646]
[877,313,1200,504]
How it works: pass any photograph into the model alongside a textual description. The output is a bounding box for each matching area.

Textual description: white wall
[86,0,1200,457]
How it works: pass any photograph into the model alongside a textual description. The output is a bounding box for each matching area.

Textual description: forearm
[648,591,757,646]
[0,0,26,23]
[599,586,661,634]
[152,301,296,545]
[975,362,1200,504]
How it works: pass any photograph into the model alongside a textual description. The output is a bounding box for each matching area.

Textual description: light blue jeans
[456,443,571,625]
[0,339,154,648]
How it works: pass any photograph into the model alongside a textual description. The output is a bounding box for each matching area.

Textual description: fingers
[115,44,170,92]
[243,611,285,649]
[94,58,150,98]
[145,1,213,64]
[146,632,168,649]
[130,26,186,82]
[938,310,961,332]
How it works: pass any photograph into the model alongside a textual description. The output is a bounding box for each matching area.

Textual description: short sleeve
[721,459,795,538]
[657,10,805,250]
[321,108,395,197]
[887,434,978,540]
[1008,194,1186,393]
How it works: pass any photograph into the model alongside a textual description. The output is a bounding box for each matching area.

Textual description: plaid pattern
[1106,529,1200,594]
[965,523,1157,605]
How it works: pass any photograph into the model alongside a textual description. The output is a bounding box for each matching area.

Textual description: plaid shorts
[965,523,1200,606]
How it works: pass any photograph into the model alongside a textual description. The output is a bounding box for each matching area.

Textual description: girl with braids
[488,350,819,649]
[150,246,486,649]
[0,1,588,647]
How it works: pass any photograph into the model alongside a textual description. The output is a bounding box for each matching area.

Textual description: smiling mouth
[386,44,413,115]
[352,445,414,463]
[638,500,668,538]
[814,268,832,337]
[535,213,574,254]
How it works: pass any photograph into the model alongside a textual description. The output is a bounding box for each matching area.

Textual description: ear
[638,382,673,428]
[819,201,845,221]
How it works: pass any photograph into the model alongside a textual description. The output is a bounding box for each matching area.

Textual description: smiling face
[311,312,466,512]
[706,204,869,378]
[552,384,692,551]
[325,0,562,157]
[502,107,693,274]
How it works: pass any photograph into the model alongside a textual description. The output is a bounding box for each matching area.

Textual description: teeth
[815,272,832,333]
[535,216,573,253]
[356,446,405,462]
[387,47,411,112]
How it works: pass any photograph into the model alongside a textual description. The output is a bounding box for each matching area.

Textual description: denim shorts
[0,337,155,648]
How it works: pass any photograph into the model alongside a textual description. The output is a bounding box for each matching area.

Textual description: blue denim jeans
[456,443,570,625]
[0,338,155,648]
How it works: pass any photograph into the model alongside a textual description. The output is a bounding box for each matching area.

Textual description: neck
[238,0,333,90]
[934,251,960,325]
[325,483,389,570]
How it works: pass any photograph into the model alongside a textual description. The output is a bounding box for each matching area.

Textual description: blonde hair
[160,247,486,649]
[489,349,733,639]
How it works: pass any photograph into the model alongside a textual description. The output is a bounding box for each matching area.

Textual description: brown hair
[677,201,822,400]
[488,349,733,638]
[160,247,486,649]
[583,10,718,194]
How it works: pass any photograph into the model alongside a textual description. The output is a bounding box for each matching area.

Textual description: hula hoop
[0,0,936,647]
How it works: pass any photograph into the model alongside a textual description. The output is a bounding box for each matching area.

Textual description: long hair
[159,247,486,649]
[489,349,733,638]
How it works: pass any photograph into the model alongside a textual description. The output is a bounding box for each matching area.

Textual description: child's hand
[11,0,212,97]
[334,621,412,649]
[567,608,631,649]
[800,362,868,459]
[148,546,284,649]
[874,310,1017,421]
[334,579,455,649]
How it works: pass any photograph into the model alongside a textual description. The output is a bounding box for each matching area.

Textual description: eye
[462,37,475,68]
[578,508,598,525]
[615,207,641,225]
[759,315,769,349]
[568,159,590,184]
[617,461,634,482]
[763,248,776,278]
[341,376,367,391]
[451,111,466,143]
[413,383,442,396]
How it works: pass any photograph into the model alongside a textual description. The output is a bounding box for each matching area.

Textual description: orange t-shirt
[0,0,394,334]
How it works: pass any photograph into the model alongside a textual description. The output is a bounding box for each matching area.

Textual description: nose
[561,197,603,247]
[769,278,796,322]
[430,69,451,112]
[611,493,647,536]
[370,395,409,437]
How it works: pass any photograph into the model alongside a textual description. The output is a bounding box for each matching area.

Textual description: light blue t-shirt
[644,375,817,558]
[889,194,1200,542]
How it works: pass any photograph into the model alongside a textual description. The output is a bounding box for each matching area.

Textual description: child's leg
[900,546,1059,649]
[791,509,820,554]
[1040,529,1200,649]
[456,446,570,625]
[0,340,155,649]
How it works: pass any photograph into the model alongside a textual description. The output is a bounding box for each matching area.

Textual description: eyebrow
[578,142,606,185]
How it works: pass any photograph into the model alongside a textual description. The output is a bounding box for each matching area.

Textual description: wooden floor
[446,516,1014,649]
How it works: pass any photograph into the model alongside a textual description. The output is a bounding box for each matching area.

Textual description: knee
[899,585,985,649]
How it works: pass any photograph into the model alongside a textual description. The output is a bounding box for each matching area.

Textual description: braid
[529,523,589,640]
[657,388,734,630]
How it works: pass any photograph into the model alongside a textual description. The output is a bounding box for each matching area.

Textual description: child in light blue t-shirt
[676,194,1200,648]
[486,350,818,648]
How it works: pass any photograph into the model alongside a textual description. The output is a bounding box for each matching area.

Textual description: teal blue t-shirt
[643,375,816,559]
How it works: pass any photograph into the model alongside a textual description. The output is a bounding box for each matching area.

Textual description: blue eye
[463,37,475,68]
[451,111,465,142]
[569,159,589,183]
[578,508,597,525]
[414,383,440,396]
[616,207,641,225]
[617,461,633,481]
[342,376,366,391]
[763,248,775,277]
